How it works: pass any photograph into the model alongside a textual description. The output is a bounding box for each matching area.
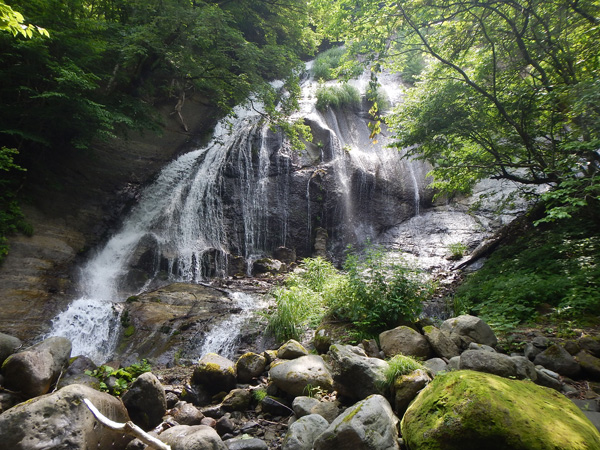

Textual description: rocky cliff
[0,95,219,340]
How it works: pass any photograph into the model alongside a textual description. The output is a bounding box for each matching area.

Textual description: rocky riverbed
[1,314,600,449]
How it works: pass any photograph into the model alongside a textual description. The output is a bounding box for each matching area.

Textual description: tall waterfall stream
[45,65,527,364]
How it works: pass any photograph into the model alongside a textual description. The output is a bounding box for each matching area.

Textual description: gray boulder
[576,350,600,380]
[269,355,333,397]
[192,353,237,394]
[221,388,252,412]
[448,356,461,371]
[535,367,563,390]
[236,352,267,383]
[379,326,432,359]
[277,339,309,359]
[579,336,600,358]
[468,342,496,352]
[159,425,227,450]
[313,394,400,450]
[440,315,497,349]
[170,401,204,425]
[292,396,320,417]
[122,372,167,430]
[533,344,581,377]
[283,414,330,450]
[273,247,296,265]
[252,258,284,276]
[327,344,389,401]
[393,369,431,416]
[1,336,71,398]
[422,326,459,359]
[0,332,21,365]
[292,396,340,423]
[0,384,131,450]
[459,350,517,378]
[511,355,538,381]
[423,358,448,375]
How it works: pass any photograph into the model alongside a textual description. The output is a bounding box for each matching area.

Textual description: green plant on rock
[447,242,467,260]
[315,83,360,111]
[266,247,433,342]
[85,359,151,396]
[329,244,433,335]
[382,354,426,391]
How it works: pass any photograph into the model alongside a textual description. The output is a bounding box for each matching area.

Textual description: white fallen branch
[83,398,171,450]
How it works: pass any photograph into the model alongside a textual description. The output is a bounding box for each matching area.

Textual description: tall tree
[315,0,600,219]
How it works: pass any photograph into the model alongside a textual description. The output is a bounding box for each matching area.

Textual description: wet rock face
[116,284,246,366]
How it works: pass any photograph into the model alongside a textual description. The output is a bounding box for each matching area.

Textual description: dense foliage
[313,0,600,219]
[266,249,433,342]
[0,0,319,262]
[454,214,600,332]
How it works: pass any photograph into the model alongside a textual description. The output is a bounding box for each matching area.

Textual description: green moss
[401,370,600,450]
[422,325,434,333]
[123,325,135,338]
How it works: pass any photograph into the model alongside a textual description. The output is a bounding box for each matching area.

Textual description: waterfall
[45,62,438,363]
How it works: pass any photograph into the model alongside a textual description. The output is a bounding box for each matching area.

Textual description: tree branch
[83,398,171,450]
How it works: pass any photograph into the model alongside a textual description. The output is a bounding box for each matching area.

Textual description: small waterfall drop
[197,292,267,359]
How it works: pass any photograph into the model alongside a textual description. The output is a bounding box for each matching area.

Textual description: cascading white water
[46,103,288,362]
[197,292,267,359]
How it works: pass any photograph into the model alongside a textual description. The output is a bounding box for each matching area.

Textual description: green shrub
[328,245,432,335]
[315,83,360,111]
[266,249,434,342]
[312,47,363,81]
[448,242,468,259]
[454,215,600,331]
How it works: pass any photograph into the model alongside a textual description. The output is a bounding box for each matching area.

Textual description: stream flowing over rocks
[1,315,600,449]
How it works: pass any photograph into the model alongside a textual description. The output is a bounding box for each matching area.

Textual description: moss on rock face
[401,370,600,450]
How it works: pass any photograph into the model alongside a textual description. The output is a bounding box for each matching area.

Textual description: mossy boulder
[192,353,236,394]
[401,370,600,450]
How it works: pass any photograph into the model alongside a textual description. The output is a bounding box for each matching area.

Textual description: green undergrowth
[311,47,363,81]
[266,246,434,342]
[454,213,600,333]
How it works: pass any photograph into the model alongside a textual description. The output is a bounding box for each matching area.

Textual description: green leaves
[315,0,600,220]
[0,1,48,38]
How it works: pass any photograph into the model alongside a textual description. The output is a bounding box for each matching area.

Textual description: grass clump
[454,214,600,333]
[383,354,426,389]
[316,83,360,111]
[312,47,363,81]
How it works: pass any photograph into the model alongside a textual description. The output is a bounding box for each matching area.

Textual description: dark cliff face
[0,95,220,340]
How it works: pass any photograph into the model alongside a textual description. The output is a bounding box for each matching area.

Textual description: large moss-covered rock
[401,370,600,450]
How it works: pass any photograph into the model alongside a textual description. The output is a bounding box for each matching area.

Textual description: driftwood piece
[83,398,171,450]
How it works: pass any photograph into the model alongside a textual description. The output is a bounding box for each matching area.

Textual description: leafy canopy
[313,0,600,218]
